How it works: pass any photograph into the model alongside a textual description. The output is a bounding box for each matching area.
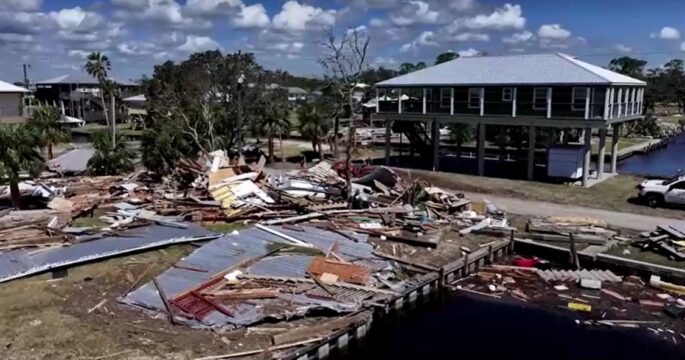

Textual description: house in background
[375,53,646,187]
[34,73,138,123]
[0,80,29,124]
[287,87,309,102]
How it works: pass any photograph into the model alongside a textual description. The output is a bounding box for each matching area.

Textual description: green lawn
[659,115,684,125]
[72,123,143,137]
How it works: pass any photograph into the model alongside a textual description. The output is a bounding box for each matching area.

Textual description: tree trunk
[48,144,53,160]
[318,140,324,160]
[312,138,317,152]
[100,93,109,127]
[346,97,355,204]
[111,94,116,149]
[9,179,21,209]
[456,143,462,161]
[268,137,275,163]
[279,134,285,164]
[333,116,339,157]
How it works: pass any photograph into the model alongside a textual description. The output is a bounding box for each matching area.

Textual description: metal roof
[36,74,137,86]
[0,224,217,283]
[120,225,398,330]
[377,53,646,87]
[0,80,28,93]
[48,147,95,174]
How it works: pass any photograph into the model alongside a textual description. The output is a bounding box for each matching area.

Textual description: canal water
[343,294,684,360]
[618,134,685,177]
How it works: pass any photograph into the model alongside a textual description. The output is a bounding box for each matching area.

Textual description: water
[343,294,684,360]
[618,134,685,177]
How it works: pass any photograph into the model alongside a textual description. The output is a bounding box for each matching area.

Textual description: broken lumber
[272,312,368,345]
[372,251,439,272]
[193,337,323,360]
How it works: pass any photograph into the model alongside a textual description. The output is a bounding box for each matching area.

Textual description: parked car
[637,173,685,208]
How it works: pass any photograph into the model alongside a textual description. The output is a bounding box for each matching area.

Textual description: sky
[1,0,685,83]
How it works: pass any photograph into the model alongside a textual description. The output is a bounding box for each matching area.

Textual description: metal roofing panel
[48,147,95,174]
[120,225,391,330]
[0,224,216,283]
[0,80,28,93]
[536,269,622,282]
[36,74,137,86]
[377,53,645,86]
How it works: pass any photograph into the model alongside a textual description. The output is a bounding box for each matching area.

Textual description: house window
[533,87,548,110]
[440,88,451,108]
[468,88,481,109]
[502,88,513,102]
[572,87,588,111]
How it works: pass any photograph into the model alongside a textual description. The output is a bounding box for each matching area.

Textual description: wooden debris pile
[633,224,685,261]
[455,261,685,342]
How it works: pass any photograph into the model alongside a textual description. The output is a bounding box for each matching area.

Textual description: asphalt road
[465,191,685,232]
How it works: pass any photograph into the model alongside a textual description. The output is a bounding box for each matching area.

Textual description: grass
[71,216,108,228]
[398,169,685,220]
[202,222,242,233]
[73,123,143,137]
[659,115,684,125]
[0,245,196,359]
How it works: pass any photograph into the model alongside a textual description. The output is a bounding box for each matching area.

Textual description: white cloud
[462,4,525,31]
[658,26,680,40]
[450,32,490,42]
[117,41,157,56]
[177,35,220,52]
[185,0,242,15]
[272,1,336,32]
[67,49,90,59]
[111,0,148,10]
[400,30,439,52]
[267,42,304,53]
[372,56,397,67]
[502,30,534,44]
[0,33,33,43]
[369,18,386,27]
[457,48,481,57]
[0,0,42,12]
[538,24,571,39]
[49,7,104,33]
[615,44,632,53]
[233,3,270,29]
[389,1,440,26]
[115,0,210,29]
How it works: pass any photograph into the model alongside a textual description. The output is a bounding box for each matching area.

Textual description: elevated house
[374,53,646,187]
[0,80,29,124]
[34,74,138,123]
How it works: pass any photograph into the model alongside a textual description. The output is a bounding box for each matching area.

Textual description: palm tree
[298,101,331,160]
[27,106,70,159]
[0,124,44,208]
[85,52,111,128]
[254,90,291,163]
[87,131,134,176]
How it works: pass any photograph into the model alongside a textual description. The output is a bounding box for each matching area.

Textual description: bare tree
[317,26,370,201]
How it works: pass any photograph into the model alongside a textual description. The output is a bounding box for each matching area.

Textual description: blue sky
[1,0,684,83]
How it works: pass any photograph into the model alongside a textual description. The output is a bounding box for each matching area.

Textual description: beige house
[0,80,29,123]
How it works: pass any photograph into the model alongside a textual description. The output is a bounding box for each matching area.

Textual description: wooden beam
[272,312,369,345]
[546,87,552,119]
[422,88,427,114]
[584,86,590,119]
[479,87,484,116]
[512,87,517,117]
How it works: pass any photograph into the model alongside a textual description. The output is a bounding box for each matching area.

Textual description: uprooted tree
[317,26,370,200]
[141,51,275,179]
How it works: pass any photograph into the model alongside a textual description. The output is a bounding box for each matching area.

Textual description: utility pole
[22,64,30,89]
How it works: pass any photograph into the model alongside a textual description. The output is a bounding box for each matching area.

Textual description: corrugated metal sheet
[377,53,646,87]
[48,147,95,174]
[537,269,622,283]
[120,225,396,330]
[0,224,217,283]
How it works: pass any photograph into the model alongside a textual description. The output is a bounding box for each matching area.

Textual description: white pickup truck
[637,174,685,208]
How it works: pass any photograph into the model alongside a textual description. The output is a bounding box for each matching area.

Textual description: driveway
[465,192,685,232]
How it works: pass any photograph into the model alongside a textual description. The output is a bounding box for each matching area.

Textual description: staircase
[392,121,437,164]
